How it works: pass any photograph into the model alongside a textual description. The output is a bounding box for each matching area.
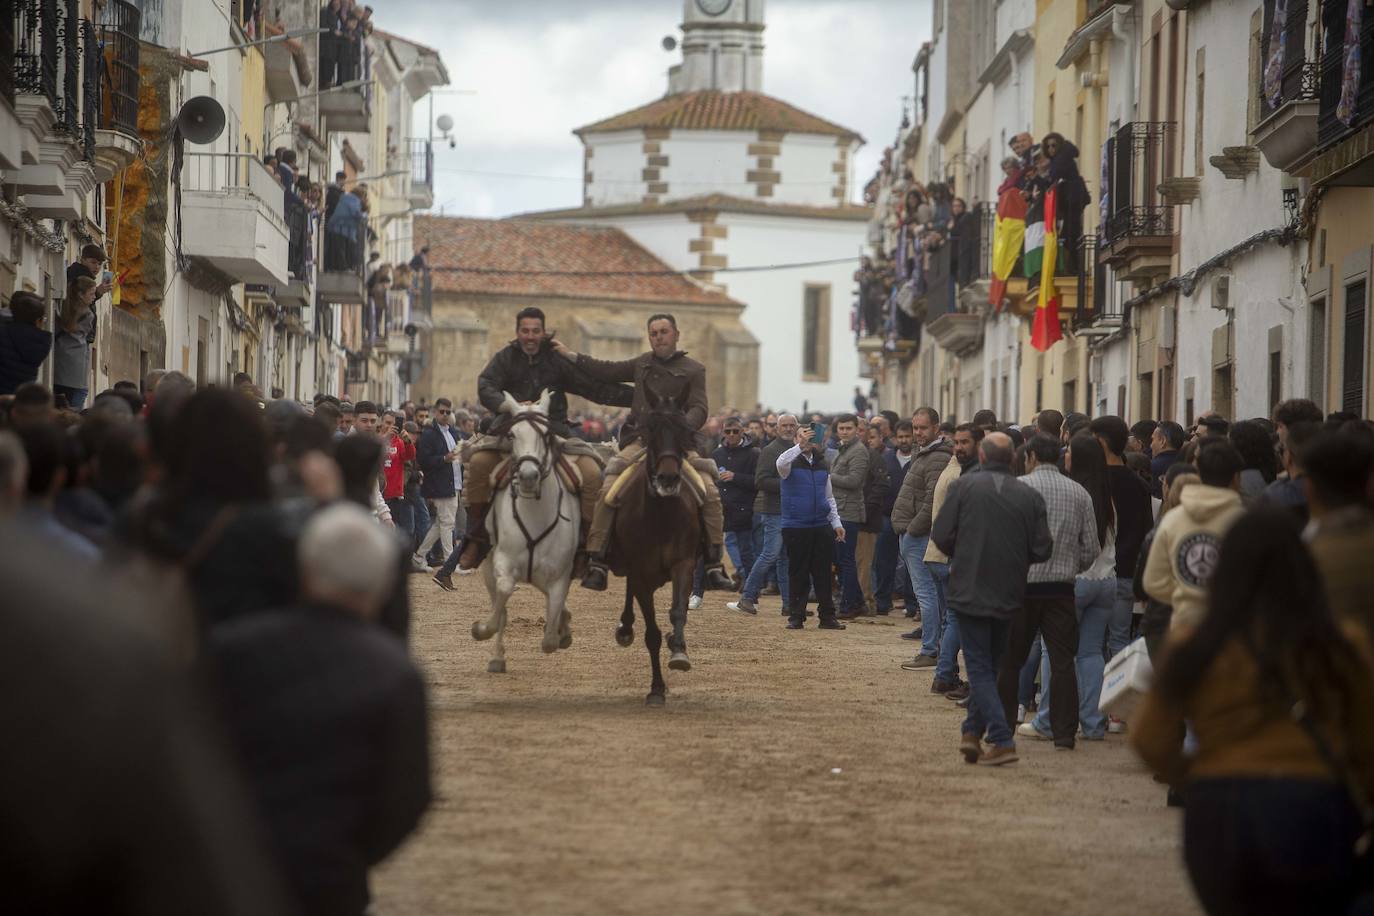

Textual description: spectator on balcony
[319,0,346,89]
[52,276,99,411]
[0,292,53,396]
[949,198,980,288]
[326,171,347,222]
[1009,133,1036,186]
[1042,132,1090,275]
[325,187,366,272]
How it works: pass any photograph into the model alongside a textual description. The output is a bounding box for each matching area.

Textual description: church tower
[667,0,766,94]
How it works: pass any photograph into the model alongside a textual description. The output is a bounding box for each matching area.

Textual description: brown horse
[608,393,701,706]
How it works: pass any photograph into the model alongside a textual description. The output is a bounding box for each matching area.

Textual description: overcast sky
[384,0,931,218]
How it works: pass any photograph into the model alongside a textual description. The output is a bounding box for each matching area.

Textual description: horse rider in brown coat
[551,313,734,593]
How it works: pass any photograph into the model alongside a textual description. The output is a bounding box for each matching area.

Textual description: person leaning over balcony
[52,276,99,411]
[0,292,53,396]
[325,186,365,271]
[318,0,345,89]
[1042,132,1089,273]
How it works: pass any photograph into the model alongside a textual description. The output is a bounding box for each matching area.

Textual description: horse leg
[473,562,511,673]
[667,556,693,672]
[540,575,571,654]
[559,606,573,650]
[637,581,666,706]
[614,580,635,647]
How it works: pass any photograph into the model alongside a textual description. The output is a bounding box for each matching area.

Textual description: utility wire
[432,166,843,186]
[428,256,860,277]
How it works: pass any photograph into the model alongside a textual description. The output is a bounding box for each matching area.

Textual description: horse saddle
[490,453,582,494]
[602,450,708,509]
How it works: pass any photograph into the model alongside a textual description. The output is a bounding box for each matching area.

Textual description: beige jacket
[923,455,962,564]
[1142,484,1245,629]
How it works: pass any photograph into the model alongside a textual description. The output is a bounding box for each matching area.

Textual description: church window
[803,283,831,382]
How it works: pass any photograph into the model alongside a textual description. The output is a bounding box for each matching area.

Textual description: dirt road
[373,575,1200,915]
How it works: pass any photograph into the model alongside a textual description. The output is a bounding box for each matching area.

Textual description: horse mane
[641,404,695,454]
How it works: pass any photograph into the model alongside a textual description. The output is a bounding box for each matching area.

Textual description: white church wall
[660,131,755,200]
[585,131,650,206]
[773,134,847,207]
[719,212,867,410]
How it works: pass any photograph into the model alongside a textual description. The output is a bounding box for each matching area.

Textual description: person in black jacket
[414,397,462,569]
[713,418,758,586]
[456,307,633,572]
[850,425,891,617]
[0,292,53,395]
[875,420,917,617]
[1042,132,1090,274]
[209,503,430,916]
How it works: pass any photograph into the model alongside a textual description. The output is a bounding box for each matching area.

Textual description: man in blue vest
[777,424,847,631]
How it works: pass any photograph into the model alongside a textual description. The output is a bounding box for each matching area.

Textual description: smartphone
[101,270,113,285]
[810,422,827,442]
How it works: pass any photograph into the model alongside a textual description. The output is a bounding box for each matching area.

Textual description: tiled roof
[517,193,873,222]
[574,90,863,142]
[414,216,741,307]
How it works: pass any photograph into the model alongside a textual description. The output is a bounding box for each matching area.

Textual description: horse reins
[493,410,573,582]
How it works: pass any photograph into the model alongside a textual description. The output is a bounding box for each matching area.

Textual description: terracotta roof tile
[414,216,741,307]
[575,90,863,142]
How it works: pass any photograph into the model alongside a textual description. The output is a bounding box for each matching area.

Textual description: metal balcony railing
[285,194,309,280]
[1317,0,1374,147]
[924,241,957,324]
[409,138,434,190]
[1101,121,1177,245]
[98,0,140,137]
[0,0,15,106]
[80,19,97,158]
[1258,1,1312,117]
[182,151,287,221]
[56,0,77,134]
[410,265,432,319]
[15,0,59,112]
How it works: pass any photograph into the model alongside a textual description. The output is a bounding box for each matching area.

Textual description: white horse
[471,390,580,673]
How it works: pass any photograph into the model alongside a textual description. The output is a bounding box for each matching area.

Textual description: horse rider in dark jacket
[551,313,733,592]
[457,306,634,572]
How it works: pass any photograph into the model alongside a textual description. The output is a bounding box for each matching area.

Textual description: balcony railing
[80,19,96,158]
[98,0,140,137]
[15,0,60,112]
[56,0,77,134]
[285,194,309,280]
[0,0,15,106]
[410,265,432,319]
[1074,235,1122,329]
[1259,0,1313,120]
[1101,121,1176,245]
[924,241,956,324]
[409,138,433,190]
[1317,0,1374,147]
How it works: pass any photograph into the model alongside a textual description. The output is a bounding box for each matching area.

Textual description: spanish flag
[988,183,1027,311]
[1030,187,1063,352]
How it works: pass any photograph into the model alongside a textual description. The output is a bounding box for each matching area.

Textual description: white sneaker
[1016,704,1026,724]
[410,555,429,572]
[1017,722,1051,740]
[1107,717,1127,734]
[688,594,702,610]
[456,567,475,576]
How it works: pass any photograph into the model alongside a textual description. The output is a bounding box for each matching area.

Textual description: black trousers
[1184,778,1367,916]
[997,590,1078,745]
[782,525,836,623]
[319,38,339,89]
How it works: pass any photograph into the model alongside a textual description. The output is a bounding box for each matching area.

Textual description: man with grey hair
[210,503,431,916]
[931,432,1053,767]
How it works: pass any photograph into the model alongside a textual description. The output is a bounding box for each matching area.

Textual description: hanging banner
[1030,188,1063,352]
[1264,0,1289,108]
[1338,0,1363,126]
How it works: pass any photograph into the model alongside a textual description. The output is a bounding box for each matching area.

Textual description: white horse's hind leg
[558,606,573,650]
[540,575,570,654]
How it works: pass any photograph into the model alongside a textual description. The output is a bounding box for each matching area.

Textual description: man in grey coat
[891,407,955,667]
[931,432,1053,767]
[829,414,871,615]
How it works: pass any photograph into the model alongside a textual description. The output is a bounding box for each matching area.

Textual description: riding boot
[702,542,734,591]
[457,501,491,570]
[581,555,609,591]
[572,518,593,579]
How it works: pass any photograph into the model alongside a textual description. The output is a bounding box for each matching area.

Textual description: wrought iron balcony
[1100,121,1176,284]
[408,138,434,209]
[98,0,140,137]
[1073,236,1123,333]
[180,152,291,286]
[1,0,15,107]
[14,0,60,112]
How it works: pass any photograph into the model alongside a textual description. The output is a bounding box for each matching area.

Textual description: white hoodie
[1142,484,1244,629]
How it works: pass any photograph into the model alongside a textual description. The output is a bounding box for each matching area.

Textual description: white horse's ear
[537,388,553,415]
[499,392,520,415]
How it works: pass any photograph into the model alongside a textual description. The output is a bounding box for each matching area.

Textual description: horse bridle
[493,409,572,582]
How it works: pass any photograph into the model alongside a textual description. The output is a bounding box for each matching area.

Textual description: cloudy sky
[384,0,931,218]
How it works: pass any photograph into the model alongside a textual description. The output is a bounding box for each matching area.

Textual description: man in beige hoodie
[1143,439,1246,629]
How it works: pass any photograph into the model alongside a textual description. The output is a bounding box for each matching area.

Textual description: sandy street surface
[373,573,1201,916]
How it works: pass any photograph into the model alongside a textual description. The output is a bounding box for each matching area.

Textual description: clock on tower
[696,0,732,15]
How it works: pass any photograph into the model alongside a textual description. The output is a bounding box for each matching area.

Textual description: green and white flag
[1023,217,1045,280]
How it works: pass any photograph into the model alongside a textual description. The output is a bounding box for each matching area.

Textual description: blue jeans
[1031,577,1118,738]
[725,529,755,583]
[1019,636,1042,709]
[1106,576,1135,657]
[53,384,88,410]
[743,513,788,605]
[900,533,941,657]
[750,514,769,584]
[957,611,1013,748]
[386,497,414,544]
[410,492,430,554]
[835,520,862,611]
[928,561,961,681]
[874,518,913,612]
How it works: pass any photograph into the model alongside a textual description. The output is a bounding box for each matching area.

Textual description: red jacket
[382,433,415,499]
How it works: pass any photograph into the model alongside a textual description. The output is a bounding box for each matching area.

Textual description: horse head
[499,389,554,499]
[640,393,693,499]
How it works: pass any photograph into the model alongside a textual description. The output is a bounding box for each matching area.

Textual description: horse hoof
[541,638,559,654]
[559,632,573,650]
[487,659,506,674]
[471,622,491,642]
[645,693,666,707]
[615,627,634,647]
[668,652,692,672]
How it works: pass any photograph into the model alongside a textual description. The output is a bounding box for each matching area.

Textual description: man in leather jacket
[455,307,633,572]
[551,313,732,593]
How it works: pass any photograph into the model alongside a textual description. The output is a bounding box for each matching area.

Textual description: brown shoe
[978,745,1020,767]
[958,733,982,764]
